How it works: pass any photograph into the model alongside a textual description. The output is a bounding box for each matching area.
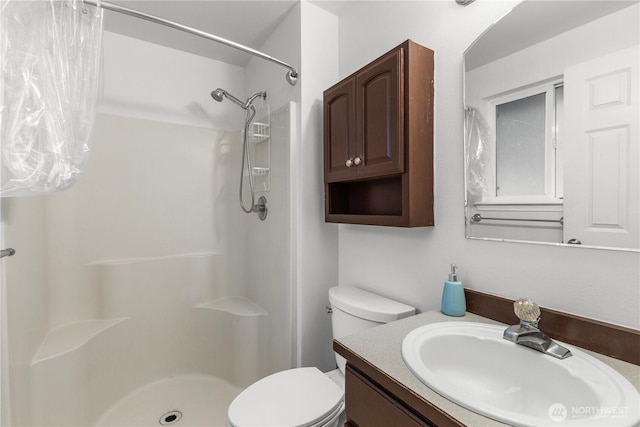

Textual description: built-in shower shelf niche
[246,120,270,192]
[31,318,128,365]
[196,296,267,317]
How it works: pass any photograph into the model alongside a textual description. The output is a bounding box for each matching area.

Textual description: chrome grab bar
[0,248,15,259]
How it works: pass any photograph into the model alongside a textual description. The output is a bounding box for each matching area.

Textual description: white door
[563,46,639,249]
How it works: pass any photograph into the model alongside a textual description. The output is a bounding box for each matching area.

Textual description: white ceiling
[102,0,352,65]
[465,0,639,70]
[103,1,638,71]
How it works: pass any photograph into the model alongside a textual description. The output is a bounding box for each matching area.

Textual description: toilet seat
[227,367,344,427]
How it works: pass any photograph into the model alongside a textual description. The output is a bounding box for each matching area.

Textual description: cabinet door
[355,46,405,179]
[346,364,431,426]
[324,78,357,183]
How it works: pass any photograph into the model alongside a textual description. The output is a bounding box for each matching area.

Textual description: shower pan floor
[95,374,242,427]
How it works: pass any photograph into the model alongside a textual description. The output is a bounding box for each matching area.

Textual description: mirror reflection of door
[563,46,639,249]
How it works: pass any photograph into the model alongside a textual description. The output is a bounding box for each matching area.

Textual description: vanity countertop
[334,310,640,426]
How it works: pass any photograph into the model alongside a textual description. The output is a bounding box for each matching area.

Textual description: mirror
[464,0,639,252]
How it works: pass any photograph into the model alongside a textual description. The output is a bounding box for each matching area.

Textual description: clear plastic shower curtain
[0,0,103,196]
[465,107,493,204]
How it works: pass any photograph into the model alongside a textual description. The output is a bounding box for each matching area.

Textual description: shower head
[210,89,225,102]
[210,88,266,110]
[211,88,248,109]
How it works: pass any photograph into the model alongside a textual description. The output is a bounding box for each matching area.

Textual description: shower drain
[159,410,182,425]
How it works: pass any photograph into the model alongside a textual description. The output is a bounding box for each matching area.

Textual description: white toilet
[226,286,415,427]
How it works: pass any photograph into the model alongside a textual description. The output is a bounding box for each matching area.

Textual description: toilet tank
[328,286,415,373]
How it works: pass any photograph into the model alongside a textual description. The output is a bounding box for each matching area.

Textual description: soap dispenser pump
[441,264,466,317]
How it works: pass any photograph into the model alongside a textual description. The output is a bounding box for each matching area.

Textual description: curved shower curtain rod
[83,0,299,85]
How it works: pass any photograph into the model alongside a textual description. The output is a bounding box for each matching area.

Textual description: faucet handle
[514,298,541,324]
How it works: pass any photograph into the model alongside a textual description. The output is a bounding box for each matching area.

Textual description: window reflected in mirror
[496,92,547,197]
[492,83,564,199]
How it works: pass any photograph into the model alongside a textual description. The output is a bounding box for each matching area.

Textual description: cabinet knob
[346,158,354,168]
[354,156,362,166]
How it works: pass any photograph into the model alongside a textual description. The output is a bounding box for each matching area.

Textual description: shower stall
[1,103,297,426]
[0,1,299,425]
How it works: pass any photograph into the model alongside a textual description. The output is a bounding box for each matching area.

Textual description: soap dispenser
[441,264,466,317]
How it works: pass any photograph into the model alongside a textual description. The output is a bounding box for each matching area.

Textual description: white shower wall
[98,28,295,376]
[99,32,246,131]
[244,0,341,372]
[47,114,230,328]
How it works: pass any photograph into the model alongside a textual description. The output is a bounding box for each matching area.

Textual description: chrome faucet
[503,298,572,359]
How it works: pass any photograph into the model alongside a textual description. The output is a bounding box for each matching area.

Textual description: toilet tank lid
[329,286,415,323]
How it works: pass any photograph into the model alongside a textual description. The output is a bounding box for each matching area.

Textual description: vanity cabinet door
[345,364,433,427]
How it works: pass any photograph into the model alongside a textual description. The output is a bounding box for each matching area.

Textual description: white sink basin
[402,322,640,426]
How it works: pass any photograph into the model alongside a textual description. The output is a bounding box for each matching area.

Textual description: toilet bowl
[226,367,344,427]
[226,286,415,427]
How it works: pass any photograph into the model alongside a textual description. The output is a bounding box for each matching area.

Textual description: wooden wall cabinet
[323,40,434,227]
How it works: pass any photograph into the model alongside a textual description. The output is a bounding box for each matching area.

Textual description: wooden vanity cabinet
[336,292,640,427]
[336,342,464,427]
[345,364,433,427]
[323,40,434,227]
